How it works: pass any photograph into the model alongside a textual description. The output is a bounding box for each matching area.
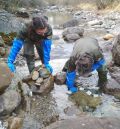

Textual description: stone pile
[22,65,54,95]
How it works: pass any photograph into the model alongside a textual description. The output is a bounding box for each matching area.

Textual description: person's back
[71,37,101,60]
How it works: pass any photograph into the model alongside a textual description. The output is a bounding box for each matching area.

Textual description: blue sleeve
[43,39,52,65]
[7,38,23,63]
[92,58,105,71]
[66,71,76,87]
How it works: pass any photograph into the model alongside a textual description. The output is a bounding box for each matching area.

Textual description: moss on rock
[0,32,17,46]
[70,91,102,111]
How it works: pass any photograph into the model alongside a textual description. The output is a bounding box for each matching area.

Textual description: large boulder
[112,34,120,66]
[62,27,84,42]
[0,10,24,33]
[62,19,79,28]
[44,116,120,129]
[0,90,21,117]
[0,62,12,94]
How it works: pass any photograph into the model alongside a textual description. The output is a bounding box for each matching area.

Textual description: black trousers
[23,40,44,73]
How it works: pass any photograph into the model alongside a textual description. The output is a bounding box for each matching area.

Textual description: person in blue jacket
[7,16,53,73]
[62,37,108,93]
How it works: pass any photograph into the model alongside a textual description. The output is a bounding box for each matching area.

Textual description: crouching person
[63,37,108,93]
[7,16,53,73]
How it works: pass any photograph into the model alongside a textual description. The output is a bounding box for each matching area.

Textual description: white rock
[86,91,92,96]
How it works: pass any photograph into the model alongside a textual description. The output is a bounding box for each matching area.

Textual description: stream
[0,11,120,129]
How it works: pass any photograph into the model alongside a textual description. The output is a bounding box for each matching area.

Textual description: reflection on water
[45,12,72,26]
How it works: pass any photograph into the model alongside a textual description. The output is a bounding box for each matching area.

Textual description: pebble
[86,91,92,96]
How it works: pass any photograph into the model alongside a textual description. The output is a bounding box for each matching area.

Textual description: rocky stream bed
[0,6,120,129]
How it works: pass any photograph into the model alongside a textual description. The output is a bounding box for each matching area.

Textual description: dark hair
[32,17,47,29]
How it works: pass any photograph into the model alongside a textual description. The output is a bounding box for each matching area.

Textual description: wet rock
[32,76,54,95]
[88,20,103,26]
[112,34,120,66]
[54,72,66,85]
[103,34,114,40]
[44,116,120,129]
[8,117,23,129]
[70,91,101,111]
[62,19,79,28]
[62,27,84,42]
[0,62,12,94]
[0,90,21,117]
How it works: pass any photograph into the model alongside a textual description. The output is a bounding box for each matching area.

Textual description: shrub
[96,0,114,9]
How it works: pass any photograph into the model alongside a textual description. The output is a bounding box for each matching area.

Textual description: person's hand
[44,64,53,73]
[7,62,16,72]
